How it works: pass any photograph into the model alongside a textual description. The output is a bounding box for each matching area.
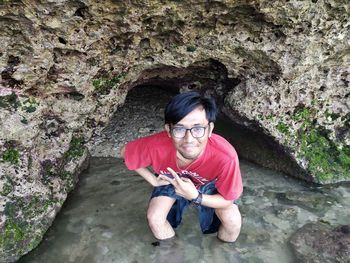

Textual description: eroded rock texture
[0,0,349,261]
[290,223,350,263]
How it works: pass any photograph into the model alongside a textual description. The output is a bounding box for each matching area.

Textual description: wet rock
[110,180,121,186]
[273,206,298,220]
[289,222,350,263]
[0,0,349,261]
[275,190,337,214]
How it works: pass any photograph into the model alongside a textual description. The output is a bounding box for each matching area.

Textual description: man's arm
[201,193,233,208]
[160,167,233,208]
[120,145,126,158]
[120,145,169,187]
[134,167,163,187]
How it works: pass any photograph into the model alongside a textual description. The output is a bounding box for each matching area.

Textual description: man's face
[165,106,214,161]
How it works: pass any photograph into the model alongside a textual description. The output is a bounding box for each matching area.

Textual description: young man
[120,91,242,242]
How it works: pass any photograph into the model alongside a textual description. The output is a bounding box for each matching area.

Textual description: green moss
[276,121,289,134]
[5,221,25,241]
[295,107,350,182]
[338,145,350,166]
[43,198,56,211]
[1,177,14,196]
[59,171,75,191]
[6,195,57,221]
[266,114,274,120]
[41,159,55,185]
[21,97,39,113]
[64,136,85,160]
[2,148,20,165]
[40,138,84,189]
[186,46,196,52]
[0,194,58,252]
[0,92,20,110]
[300,135,333,181]
[20,116,28,124]
[325,110,340,121]
[292,107,314,126]
[0,220,26,250]
[59,170,72,180]
[92,71,128,95]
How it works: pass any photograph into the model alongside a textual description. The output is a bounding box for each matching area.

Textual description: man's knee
[147,208,166,228]
[215,204,241,242]
[147,196,174,228]
[215,204,242,229]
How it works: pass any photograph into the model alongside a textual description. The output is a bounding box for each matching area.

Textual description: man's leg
[147,196,176,240]
[215,204,241,242]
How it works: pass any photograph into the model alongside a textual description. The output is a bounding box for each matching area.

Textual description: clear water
[18,157,350,263]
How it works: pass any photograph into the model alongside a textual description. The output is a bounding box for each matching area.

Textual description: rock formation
[290,222,350,263]
[0,0,349,261]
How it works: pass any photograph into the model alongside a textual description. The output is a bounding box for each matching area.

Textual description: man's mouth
[182,144,197,151]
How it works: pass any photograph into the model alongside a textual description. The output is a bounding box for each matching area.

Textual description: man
[120,91,242,242]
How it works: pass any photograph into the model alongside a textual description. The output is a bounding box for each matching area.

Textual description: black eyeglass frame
[170,124,210,139]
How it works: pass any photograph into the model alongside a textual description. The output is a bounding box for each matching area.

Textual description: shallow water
[18,157,350,263]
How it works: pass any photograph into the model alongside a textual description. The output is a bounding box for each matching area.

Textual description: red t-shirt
[124,131,242,200]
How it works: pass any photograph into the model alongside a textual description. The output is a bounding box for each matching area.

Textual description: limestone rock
[290,222,350,263]
[0,0,349,261]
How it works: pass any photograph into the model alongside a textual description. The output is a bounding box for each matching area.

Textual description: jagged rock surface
[0,0,349,261]
[290,223,350,263]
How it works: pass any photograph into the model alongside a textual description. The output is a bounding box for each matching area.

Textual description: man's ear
[208,122,214,137]
[165,124,171,137]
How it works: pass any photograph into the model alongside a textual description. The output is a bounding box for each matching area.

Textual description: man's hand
[154,175,171,187]
[159,167,199,200]
[134,167,170,187]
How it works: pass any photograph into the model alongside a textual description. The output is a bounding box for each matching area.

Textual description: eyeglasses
[171,125,209,138]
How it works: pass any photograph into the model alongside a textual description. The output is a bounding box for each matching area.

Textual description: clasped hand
[158,167,199,200]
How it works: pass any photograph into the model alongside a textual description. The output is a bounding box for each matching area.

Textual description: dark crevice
[139,38,151,49]
[58,37,67,45]
[47,65,59,82]
[1,69,24,88]
[74,7,89,19]
[8,55,20,66]
[319,85,326,91]
[54,91,85,101]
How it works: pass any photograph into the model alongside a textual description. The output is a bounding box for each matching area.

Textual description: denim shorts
[150,181,222,234]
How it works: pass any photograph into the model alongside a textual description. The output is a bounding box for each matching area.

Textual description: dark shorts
[150,181,223,234]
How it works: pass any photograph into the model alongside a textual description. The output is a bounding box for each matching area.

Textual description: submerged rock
[289,222,350,263]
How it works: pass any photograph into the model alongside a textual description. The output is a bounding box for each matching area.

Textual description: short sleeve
[124,137,152,170]
[215,154,243,200]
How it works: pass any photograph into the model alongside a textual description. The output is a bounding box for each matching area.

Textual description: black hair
[164,91,217,124]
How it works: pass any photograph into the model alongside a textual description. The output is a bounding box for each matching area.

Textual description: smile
[182,144,197,151]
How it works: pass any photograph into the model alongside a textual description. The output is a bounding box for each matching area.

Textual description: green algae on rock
[0,194,61,262]
[1,147,20,165]
[92,71,128,95]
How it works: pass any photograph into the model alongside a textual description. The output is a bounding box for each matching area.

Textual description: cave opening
[91,59,306,180]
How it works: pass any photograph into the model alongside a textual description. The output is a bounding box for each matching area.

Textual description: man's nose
[183,129,195,142]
